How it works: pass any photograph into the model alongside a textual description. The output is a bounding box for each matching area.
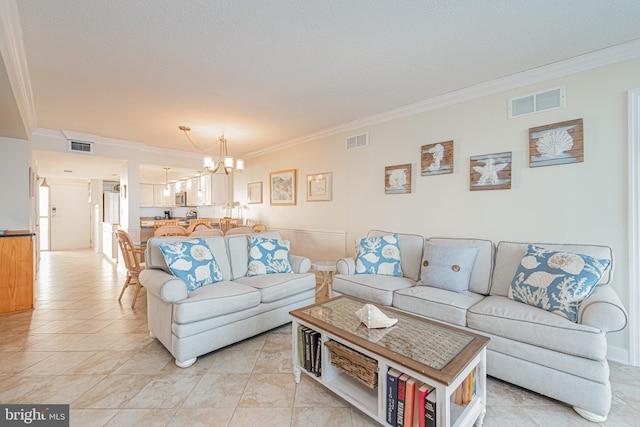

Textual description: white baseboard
[608,345,631,365]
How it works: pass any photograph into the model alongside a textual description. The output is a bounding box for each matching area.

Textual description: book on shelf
[421,384,436,427]
[303,327,313,372]
[403,376,416,427]
[396,373,408,426]
[312,331,322,377]
[386,368,402,425]
[309,331,319,372]
[297,325,306,367]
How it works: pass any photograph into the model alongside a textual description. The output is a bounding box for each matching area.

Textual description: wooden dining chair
[219,218,239,234]
[116,229,145,308]
[224,226,254,236]
[153,219,180,230]
[154,225,188,237]
[189,228,225,237]
[186,219,212,234]
[252,223,267,233]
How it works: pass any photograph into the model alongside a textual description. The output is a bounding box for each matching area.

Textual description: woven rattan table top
[300,296,474,371]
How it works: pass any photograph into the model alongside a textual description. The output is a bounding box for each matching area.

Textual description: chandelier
[179,125,244,175]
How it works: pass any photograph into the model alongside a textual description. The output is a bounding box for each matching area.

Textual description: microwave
[175,191,187,206]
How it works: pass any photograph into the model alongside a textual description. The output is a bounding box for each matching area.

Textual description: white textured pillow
[417,243,478,294]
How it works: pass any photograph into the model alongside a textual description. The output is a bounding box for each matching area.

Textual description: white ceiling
[9,1,640,181]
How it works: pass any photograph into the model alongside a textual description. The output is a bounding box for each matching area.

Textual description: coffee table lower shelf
[291,320,487,427]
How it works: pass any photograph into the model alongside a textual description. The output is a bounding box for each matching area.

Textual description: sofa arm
[337,257,356,275]
[578,285,628,333]
[290,255,311,274]
[140,269,189,303]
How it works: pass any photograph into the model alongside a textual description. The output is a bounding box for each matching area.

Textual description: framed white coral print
[307,172,332,201]
[270,169,296,206]
[247,181,262,204]
[385,164,412,194]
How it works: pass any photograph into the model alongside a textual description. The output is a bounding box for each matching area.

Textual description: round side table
[311,260,337,298]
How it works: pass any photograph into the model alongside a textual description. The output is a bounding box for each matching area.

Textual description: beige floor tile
[237,373,297,408]
[229,407,293,427]
[111,350,173,375]
[482,405,539,426]
[105,408,176,427]
[168,407,235,427]
[69,409,119,427]
[62,333,123,352]
[181,373,250,408]
[207,350,260,374]
[521,404,597,426]
[19,351,97,375]
[125,374,201,409]
[350,406,381,427]
[252,349,293,374]
[66,350,136,375]
[293,375,349,408]
[0,351,55,374]
[291,406,353,427]
[72,374,157,409]
[2,374,105,404]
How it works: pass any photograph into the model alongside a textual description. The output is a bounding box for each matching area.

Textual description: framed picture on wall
[247,181,263,204]
[270,169,297,205]
[307,172,332,201]
[385,164,412,194]
[469,152,512,191]
[529,118,584,167]
[421,140,454,176]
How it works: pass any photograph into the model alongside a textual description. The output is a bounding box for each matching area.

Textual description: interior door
[50,182,91,250]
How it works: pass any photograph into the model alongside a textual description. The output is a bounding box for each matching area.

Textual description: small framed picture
[307,172,332,202]
[421,140,453,176]
[470,152,512,191]
[247,181,263,204]
[385,164,412,194]
[270,169,297,206]
[529,118,584,167]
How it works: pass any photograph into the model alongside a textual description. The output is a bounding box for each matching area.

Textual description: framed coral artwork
[307,172,332,201]
[470,152,512,191]
[385,164,412,194]
[529,118,583,167]
[421,140,453,176]
[270,169,296,205]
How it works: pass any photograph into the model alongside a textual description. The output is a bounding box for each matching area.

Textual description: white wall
[235,58,640,354]
[0,136,30,230]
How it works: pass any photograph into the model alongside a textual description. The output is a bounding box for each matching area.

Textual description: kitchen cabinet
[140,184,154,207]
[210,173,229,205]
[185,177,200,206]
[154,184,175,207]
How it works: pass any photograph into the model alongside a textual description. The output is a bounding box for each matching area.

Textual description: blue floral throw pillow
[158,239,223,292]
[247,235,293,276]
[509,244,610,322]
[355,234,402,276]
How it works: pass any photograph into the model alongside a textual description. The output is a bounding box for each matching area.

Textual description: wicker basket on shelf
[325,340,378,389]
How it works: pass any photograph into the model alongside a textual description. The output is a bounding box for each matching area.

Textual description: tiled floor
[0,250,639,426]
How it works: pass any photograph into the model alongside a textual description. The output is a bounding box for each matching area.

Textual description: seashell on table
[355,303,398,329]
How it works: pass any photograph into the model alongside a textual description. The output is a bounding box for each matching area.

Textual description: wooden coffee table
[290,296,490,427]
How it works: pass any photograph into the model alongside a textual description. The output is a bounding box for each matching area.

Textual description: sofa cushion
[393,286,484,327]
[227,231,282,279]
[172,281,261,324]
[234,272,316,303]
[158,238,223,292]
[332,274,415,306]
[247,235,293,276]
[355,234,402,276]
[368,230,424,281]
[428,237,494,295]
[467,295,607,360]
[509,244,610,322]
[491,241,613,297]
[146,235,232,280]
[417,242,478,294]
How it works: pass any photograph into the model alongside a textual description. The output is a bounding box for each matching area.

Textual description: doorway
[49,182,91,250]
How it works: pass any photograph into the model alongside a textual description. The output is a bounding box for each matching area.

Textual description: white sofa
[333,230,628,422]
[140,230,316,368]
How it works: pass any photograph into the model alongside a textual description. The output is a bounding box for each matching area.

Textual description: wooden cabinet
[153,184,175,207]
[0,233,34,313]
[139,184,154,207]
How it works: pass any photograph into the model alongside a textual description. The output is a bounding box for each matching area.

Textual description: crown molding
[248,39,640,158]
[0,0,37,136]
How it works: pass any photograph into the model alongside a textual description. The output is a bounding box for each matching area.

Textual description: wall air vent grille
[509,86,565,118]
[346,133,369,150]
[68,139,94,153]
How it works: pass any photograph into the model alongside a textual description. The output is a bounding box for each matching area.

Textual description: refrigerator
[103,192,120,224]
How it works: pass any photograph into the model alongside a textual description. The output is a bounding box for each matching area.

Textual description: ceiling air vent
[68,139,94,154]
[508,86,565,119]
[346,133,369,150]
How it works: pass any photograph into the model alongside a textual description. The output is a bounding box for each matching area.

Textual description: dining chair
[252,223,267,233]
[189,228,225,237]
[219,218,239,234]
[153,219,180,230]
[186,219,212,234]
[225,226,254,236]
[154,225,188,237]
[116,229,146,308]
